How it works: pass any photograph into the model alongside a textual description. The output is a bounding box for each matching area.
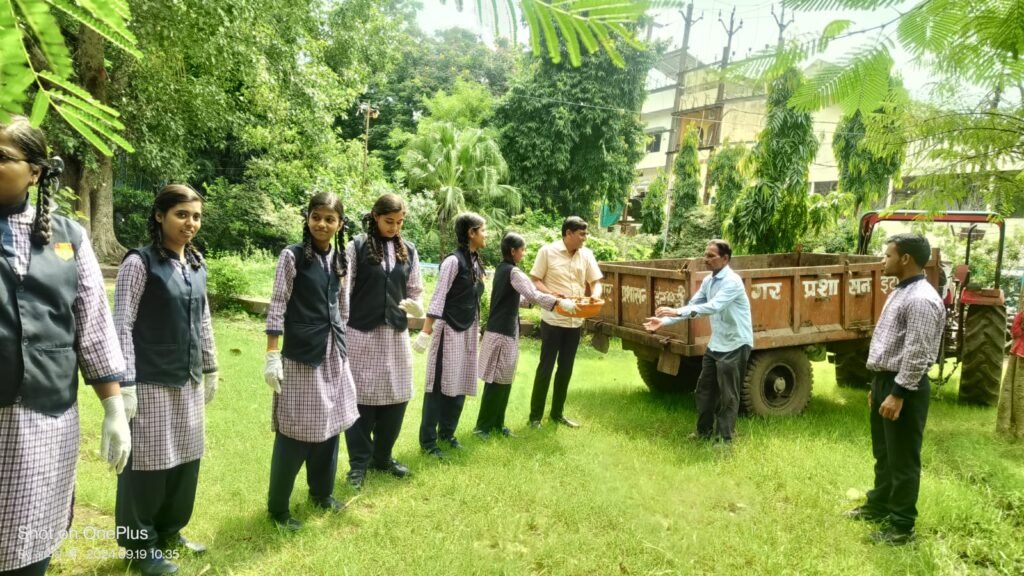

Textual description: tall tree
[667,126,700,238]
[639,169,666,235]
[493,43,656,218]
[727,68,822,254]
[707,142,747,226]
[400,121,520,258]
[832,82,907,217]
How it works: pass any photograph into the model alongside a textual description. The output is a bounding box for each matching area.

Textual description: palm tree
[401,122,521,258]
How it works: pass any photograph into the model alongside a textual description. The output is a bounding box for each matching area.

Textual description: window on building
[647,132,662,153]
[813,181,838,195]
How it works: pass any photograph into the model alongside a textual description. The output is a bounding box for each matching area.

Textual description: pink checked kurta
[424,254,481,397]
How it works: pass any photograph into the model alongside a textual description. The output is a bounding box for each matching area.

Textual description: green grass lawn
[60,314,1024,575]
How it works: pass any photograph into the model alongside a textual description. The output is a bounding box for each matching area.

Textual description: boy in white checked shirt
[844,233,945,545]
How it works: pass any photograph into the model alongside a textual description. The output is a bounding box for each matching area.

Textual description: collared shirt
[661,265,753,353]
[530,239,603,329]
[866,274,945,395]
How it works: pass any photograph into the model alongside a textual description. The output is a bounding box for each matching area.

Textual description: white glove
[412,331,431,354]
[398,298,425,318]
[203,372,219,405]
[120,386,137,420]
[100,395,132,474]
[265,351,283,394]
[559,298,578,313]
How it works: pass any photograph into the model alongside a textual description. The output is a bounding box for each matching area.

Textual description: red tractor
[854,210,1008,405]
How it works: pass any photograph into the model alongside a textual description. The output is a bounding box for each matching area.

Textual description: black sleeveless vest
[440,248,484,332]
[127,245,207,387]
[0,214,84,415]
[282,244,346,366]
[347,234,415,332]
[486,261,521,337]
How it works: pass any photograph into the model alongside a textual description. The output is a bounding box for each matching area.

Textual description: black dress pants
[530,322,582,421]
[694,345,751,441]
[1,557,50,576]
[345,402,408,471]
[866,372,930,531]
[476,383,512,432]
[267,432,339,518]
[116,457,201,550]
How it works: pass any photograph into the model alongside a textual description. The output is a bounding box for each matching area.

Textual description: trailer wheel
[636,358,702,394]
[834,346,872,389]
[742,348,813,416]
[959,304,1006,406]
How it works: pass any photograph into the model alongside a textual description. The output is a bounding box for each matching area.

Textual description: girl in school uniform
[113,184,218,574]
[413,212,487,458]
[263,192,359,531]
[342,193,423,490]
[473,233,574,438]
[0,117,131,576]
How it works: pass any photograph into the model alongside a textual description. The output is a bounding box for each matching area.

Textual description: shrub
[206,253,252,306]
[114,187,156,248]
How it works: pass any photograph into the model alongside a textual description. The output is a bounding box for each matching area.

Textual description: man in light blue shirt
[644,239,753,444]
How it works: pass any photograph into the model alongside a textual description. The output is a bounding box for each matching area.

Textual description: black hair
[149,184,206,270]
[0,116,63,246]
[561,216,588,237]
[707,238,733,260]
[886,233,931,268]
[302,192,348,279]
[361,192,408,265]
[500,232,525,262]
[454,212,485,248]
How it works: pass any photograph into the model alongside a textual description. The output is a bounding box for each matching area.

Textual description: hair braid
[185,241,204,270]
[29,158,62,246]
[147,210,171,261]
[333,226,347,279]
[301,216,314,268]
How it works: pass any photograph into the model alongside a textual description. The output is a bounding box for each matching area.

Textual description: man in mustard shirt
[528,217,603,428]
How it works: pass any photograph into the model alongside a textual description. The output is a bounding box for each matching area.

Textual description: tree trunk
[76,28,124,263]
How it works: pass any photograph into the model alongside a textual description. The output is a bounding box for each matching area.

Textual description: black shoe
[371,459,410,478]
[132,549,179,575]
[869,527,915,545]
[269,513,302,532]
[551,416,580,428]
[529,420,542,429]
[444,437,464,450]
[346,469,365,490]
[159,534,206,555]
[501,427,516,438]
[843,506,887,523]
[472,428,490,440]
[423,446,445,459]
[312,495,346,513]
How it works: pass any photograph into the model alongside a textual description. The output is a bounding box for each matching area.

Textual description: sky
[415,0,938,100]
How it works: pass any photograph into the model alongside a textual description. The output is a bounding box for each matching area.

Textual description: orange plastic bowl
[555,297,605,319]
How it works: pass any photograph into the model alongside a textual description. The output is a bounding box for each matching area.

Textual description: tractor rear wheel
[959,303,1006,406]
[637,357,703,394]
[741,348,813,416]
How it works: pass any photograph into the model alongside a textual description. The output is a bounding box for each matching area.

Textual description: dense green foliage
[667,126,701,237]
[494,44,656,219]
[727,68,827,254]
[639,169,667,235]
[707,143,748,228]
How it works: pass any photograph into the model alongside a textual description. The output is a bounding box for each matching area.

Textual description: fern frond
[789,45,894,115]
[13,0,73,77]
[784,0,904,11]
[37,71,120,116]
[54,106,112,156]
[552,10,582,66]
[44,0,141,58]
[48,90,125,130]
[28,91,49,125]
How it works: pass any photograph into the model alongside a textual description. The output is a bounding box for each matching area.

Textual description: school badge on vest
[54,242,74,261]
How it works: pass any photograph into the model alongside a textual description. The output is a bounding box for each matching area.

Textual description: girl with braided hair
[113,184,219,573]
[341,193,423,490]
[263,192,359,531]
[414,212,487,459]
[0,116,130,576]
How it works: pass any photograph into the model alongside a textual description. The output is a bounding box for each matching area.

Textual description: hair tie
[46,156,65,177]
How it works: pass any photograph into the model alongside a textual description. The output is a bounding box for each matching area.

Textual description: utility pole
[771,2,794,50]
[716,7,743,103]
[663,2,702,174]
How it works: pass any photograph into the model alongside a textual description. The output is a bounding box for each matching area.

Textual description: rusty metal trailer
[585,251,941,416]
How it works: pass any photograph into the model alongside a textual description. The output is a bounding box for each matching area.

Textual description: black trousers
[1,557,50,576]
[694,345,751,441]
[345,402,408,471]
[530,322,582,421]
[419,392,465,450]
[267,432,339,518]
[866,372,930,531]
[115,457,200,550]
[475,382,512,433]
